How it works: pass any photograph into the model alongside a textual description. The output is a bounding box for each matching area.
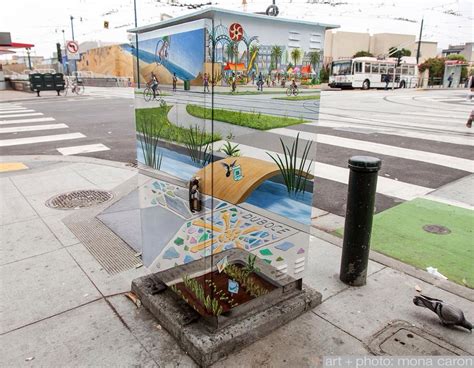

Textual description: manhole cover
[368,321,468,356]
[46,190,113,209]
[423,224,451,235]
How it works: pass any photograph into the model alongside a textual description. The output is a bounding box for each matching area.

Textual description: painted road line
[0,112,43,119]
[0,162,29,173]
[57,143,110,156]
[271,128,474,173]
[0,124,68,134]
[0,133,85,147]
[213,141,433,201]
[0,109,34,114]
[313,120,474,147]
[0,117,56,125]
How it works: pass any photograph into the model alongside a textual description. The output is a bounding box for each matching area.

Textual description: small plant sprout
[220,141,241,157]
[243,254,260,276]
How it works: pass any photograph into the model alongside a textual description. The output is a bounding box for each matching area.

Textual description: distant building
[442,43,473,63]
[324,30,438,64]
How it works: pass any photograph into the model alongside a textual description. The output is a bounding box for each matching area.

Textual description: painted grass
[135,106,220,145]
[335,198,474,288]
[273,94,321,101]
[186,104,307,130]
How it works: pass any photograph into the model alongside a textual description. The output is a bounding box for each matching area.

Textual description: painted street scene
[1,1,473,367]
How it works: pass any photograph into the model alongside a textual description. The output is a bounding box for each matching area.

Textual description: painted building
[324,30,438,63]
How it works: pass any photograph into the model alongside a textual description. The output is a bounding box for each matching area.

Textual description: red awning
[224,62,246,71]
[301,65,312,74]
[1,42,35,48]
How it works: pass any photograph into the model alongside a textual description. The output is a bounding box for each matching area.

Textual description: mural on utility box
[131,18,319,283]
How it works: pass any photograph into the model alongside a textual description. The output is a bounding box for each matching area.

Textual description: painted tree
[271,45,283,70]
[226,43,238,63]
[308,51,321,73]
[291,48,302,67]
[249,44,259,67]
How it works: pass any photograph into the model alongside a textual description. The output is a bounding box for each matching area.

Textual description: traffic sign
[66,40,80,60]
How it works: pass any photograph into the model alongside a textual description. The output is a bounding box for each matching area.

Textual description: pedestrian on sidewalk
[172,73,177,92]
[384,74,390,90]
[466,74,474,100]
[231,73,236,93]
[448,72,454,88]
[203,73,210,93]
[257,72,263,91]
[467,110,473,128]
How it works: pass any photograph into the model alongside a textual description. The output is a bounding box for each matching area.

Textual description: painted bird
[413,294,472,332]
[221,160,237,177]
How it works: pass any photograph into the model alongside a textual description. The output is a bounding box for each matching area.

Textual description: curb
[311,227,474,302]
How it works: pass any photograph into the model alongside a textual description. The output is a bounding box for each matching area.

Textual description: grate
[66,218,142,274]
[46,190,113,210]
[423,224,451,235]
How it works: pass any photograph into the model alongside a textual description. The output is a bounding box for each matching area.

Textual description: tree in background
[446,54,468,79]
[418,57,444,78]
[290,48,302,67]
[271,45,283,71]
[353,50,373,58]
[419,55,468,82]
[389,47,412,58]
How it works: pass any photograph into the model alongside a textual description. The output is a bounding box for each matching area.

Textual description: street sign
[66,40,80,60]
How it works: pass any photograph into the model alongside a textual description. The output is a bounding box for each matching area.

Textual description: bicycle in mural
[143,81,167,107]
[155,36,170,66]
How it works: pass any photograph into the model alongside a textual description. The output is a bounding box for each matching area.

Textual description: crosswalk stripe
[317,114,468,133]
[0,109,35,114]
[212,140,433,201]
[0,107,27,111]
[57,143,110,155]
[0,124,69,134]
[0,133,85,147]
[0,112,43,119]
[315,120,474,146]
[0,117,55,125]
[271,128,474,173]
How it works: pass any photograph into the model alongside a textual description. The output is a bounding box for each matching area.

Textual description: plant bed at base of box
[170,262,276,317]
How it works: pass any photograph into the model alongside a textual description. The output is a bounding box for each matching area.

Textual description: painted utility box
[127,8,337,333]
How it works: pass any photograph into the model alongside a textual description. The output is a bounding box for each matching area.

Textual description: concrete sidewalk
[1,155,472,367]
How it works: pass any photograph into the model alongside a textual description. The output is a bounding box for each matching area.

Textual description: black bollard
[340,156,382,286]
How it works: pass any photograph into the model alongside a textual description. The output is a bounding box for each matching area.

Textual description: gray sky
[1,0,472,59]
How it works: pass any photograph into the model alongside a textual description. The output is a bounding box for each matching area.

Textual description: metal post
[134,0,140,89]
[26,48,32,70]
[340,156,381,286]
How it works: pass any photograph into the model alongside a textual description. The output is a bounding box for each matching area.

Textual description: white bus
[329,57,418,89]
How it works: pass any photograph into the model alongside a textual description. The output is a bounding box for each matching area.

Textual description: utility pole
[70,16,75,41]
[134,0,141,88]
[69,15,77,75]
[416,17,424,65]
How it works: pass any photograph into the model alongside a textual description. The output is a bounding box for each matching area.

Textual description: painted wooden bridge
[195,157,313,205]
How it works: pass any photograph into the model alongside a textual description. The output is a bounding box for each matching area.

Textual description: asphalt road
[1,87,472,217]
